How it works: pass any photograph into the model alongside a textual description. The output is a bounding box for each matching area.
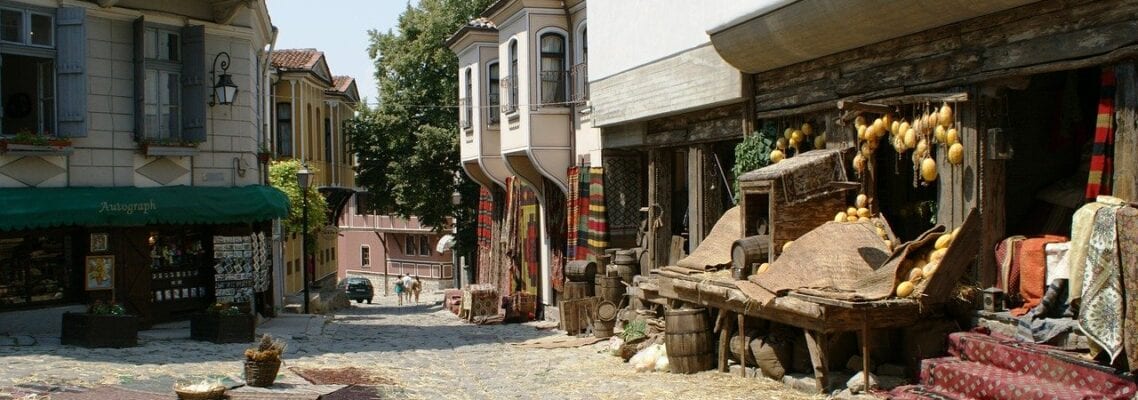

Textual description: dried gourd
[946,128,959,145]
[782,241,794,253]
[776,137,788,150]
[923,261,939,277]
[857,125,868,141]
[908,267,924,282]
[847,207,858,216]
[920,158,938,182]
[857,216,869,222]
[896,281,915,297]
[784,127,794,140]
[814,134,826,150]
[848,215,859,223]
[770,149,785,163]
[758,263,770,274]
[857,207,871,218]
[876,227,887,239]
[883,239,894,251]
[929,248,948,264]
[882,114,894,132]
[853,154,866,174]
[801,123,814,136]
[890,120,901,136]
[835,211,848,222]
[855,194,868,209]
[935,234,953,250]
[934,125,947,143]
[855,115,867,128]
[952,226,961,237]
[916,139,929,158]
[948,143,964,165]
[903,128,917,149]
[898,121,911,137]
[939,103,953,127]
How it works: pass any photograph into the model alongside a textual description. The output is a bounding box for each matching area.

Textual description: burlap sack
[676,206,741,271]
[796,225,946,302]
[755,324,796,380]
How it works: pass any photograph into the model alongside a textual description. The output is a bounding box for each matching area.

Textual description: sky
[266,0,418,106]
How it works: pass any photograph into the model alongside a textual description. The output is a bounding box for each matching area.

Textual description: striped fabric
[566,167,581,260]
[576,167,592,259]
[542,178,567,293]
[1086,67,1115,201]
[587,167,608,257]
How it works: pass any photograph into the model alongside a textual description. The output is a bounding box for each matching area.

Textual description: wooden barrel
[565,260,597,283]
[596,276,624,305]
[731,235,769,278]
[594,319,615,339]
[613,249,637,265]
[729,331,761,365]
[664,308,714,374]
[563,281,594,301]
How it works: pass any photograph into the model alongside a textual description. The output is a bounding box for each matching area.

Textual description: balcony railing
[460,97,472,130]
[538,70,569,107]
[487,93,500,124]
[570,62,588,103]
[500,76,518,114]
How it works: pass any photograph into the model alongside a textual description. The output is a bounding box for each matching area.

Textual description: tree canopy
[345,0,492,256]
[269,159,329,239]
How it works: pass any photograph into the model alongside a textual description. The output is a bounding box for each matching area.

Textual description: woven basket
[243,359,281,387]
[174,387,225,400]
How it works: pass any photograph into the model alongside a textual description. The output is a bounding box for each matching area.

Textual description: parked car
[343,277,374,304]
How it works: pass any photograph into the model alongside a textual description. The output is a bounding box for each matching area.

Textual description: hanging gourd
[920,157,938,182]
[948,143,964,165]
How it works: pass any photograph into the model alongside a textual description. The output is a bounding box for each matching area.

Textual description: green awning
[0,185,289,231]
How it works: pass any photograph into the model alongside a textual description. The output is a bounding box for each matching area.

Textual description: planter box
[190,313,255,344]
[2,143,74,156]
[60,313,139,348]
[143,145,198,157]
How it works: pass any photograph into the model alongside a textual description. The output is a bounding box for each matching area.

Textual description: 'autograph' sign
[98,200,158,215]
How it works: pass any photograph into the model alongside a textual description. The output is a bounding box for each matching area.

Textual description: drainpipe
[262,27,278,184]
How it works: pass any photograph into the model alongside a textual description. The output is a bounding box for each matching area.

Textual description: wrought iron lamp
[210,52,238,106]
[297,164,313,313]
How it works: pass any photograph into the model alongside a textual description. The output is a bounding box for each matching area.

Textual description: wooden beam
[96,0,120,7]
[1114,63,1137,202]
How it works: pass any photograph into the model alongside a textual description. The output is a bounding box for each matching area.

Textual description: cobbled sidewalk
[0,292,822,400]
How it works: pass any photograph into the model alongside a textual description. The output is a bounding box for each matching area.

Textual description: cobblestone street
[0,292,821,399]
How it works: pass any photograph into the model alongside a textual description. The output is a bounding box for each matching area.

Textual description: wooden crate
[737,148,857,262]
[559,297,600,336]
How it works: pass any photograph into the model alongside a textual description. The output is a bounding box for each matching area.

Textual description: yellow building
[269,49,359,296]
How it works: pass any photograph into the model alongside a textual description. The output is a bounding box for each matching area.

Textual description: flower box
[143,144,199,157]
[60,312,139,348]
[190,313,255,344]
[1,142,74,156]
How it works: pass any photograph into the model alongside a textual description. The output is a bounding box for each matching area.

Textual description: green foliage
[347,0,491,256]
[268,159,329,241]
[731,123,779,199]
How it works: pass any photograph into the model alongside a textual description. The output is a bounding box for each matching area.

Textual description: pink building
[337,192,455,294]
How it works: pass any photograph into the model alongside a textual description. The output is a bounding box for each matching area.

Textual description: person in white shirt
[401,274,414,304]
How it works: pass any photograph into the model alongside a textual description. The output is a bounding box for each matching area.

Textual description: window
[324,117,332,161]
[361,245,370,268]
[572,25,588,103]
[539,33,566,105]
[419,235,430,256]
[143,27,181,140]
[462,67,472,129]
[508,39,518,113]
[276,103,292,156]
[0,8,56,137]
[0,9,52,47]
[405,235,417,256]
[487,62,499,124]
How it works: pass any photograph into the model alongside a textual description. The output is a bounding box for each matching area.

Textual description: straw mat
[675,206,741,271]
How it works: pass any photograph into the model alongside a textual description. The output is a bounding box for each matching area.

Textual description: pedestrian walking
[411,276,422,304]
[401,274,414,304]
[394,274,405,306]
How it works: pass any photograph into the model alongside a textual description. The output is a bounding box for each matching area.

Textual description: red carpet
[890,331,1138,400]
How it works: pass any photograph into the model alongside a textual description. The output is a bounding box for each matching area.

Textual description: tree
[269,160,329,245]
[345,0,492,258]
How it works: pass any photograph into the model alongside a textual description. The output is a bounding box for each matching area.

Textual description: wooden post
[738,314,747,377]
[862,310,871,393]
[1114,63,1137,202]
[804,330,830,393]
[718,310,732,372]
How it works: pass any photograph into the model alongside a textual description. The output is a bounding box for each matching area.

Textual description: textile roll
[1010,235,1068,317]
[566,167,581,260]
[1068,202,1108,305]
[587,167,608,256]
[1085,67,1115,201]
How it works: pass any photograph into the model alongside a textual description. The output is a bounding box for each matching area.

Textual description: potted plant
[139,137,202,157]
[243,334,286,387]
[1,129,73,155]
[61,300,139,348]
[190,302,255,344]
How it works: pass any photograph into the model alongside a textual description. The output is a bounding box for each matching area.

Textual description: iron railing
[500,76,518,114]
[570,62,588,103]
[459,97,472,130]
[538,70,568,106]
[487,93,500,124]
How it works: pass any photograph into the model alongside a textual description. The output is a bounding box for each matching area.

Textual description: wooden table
[633,269,930,392]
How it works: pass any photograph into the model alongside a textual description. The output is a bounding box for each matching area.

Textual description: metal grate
[570,62,588,103]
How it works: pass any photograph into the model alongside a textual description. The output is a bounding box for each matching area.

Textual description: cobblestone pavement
[0,293,824,400]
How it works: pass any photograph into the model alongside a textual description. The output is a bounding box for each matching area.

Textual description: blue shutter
[180,25,206,143]
[56,7,87,138]
[133,16,146,140]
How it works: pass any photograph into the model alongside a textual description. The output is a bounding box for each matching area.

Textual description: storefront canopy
[0,185,289,231]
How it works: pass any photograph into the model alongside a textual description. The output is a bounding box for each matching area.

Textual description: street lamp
[209,52,238,106]
[297,164,313,314]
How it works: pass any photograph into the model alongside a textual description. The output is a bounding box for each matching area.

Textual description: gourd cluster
[851,102,965,185]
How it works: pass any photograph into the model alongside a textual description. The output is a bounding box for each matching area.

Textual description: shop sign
[97,200,158,215]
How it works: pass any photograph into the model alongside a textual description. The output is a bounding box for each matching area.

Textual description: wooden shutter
[56,7,87,138]
[180,25,206,142]
[133,16,146,140]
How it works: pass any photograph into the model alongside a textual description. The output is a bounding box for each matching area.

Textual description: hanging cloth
[586,167,608,258]
[1118,205,1138,372]
[1079,204,1123,363]
[1085,67,1115,201]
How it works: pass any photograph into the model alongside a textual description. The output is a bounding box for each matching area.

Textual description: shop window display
[0,235,71,307]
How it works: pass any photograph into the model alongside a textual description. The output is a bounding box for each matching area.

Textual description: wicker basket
[174,387,225,400]
[243,359,281,387]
